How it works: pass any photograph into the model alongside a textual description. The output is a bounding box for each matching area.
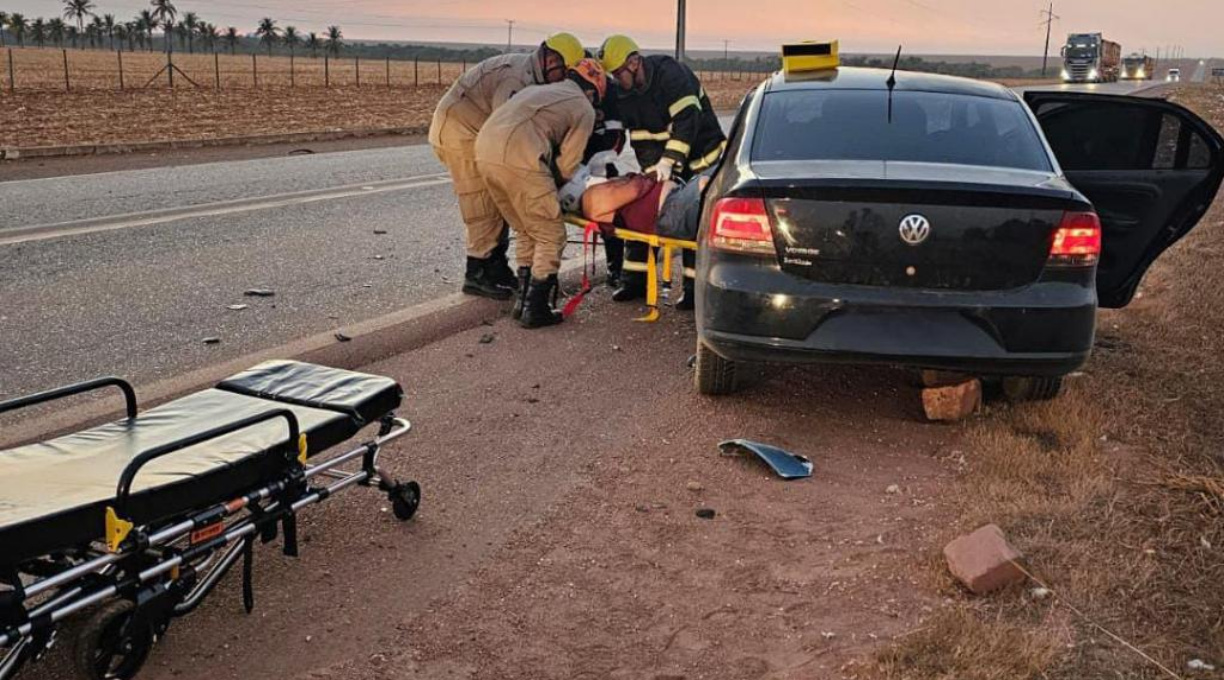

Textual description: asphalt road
[0,78,1162,401]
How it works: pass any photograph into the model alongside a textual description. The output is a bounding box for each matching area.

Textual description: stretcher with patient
[0,360,419,680]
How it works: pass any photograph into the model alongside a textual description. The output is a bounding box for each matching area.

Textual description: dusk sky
[4,0,1220,57]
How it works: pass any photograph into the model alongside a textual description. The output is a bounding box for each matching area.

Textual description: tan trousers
[432,141,505,259]
[478,162,565,278]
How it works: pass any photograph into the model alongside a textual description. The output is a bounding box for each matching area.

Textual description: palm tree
[62,0,94,35]
[65,25,78,48]
[89,15,104,49]
[48,17,66,47]
[149,0,176,52]
[137,10,155,51]
[115,22,131,51]
[305,31,321,58]
[223,26,239,55]
[8,13,28,47]
[282,26,300,58]
[325,25,342,57]
[102,13,115,50]
[200,23,218,53]
[181,11,197,53]
[255,17,277,56]
[31,18,47,48]
[173,21,187,51]
[0,12,9,47]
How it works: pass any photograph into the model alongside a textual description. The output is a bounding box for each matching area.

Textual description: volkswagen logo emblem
[899,214,931,246]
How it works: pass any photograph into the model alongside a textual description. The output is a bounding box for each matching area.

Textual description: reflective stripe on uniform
[689,141,728,172]
[665,139,692,156]
[683,267,697,279]
[622,260,650,273]
[668,95,701,117]
[630,130,670,142]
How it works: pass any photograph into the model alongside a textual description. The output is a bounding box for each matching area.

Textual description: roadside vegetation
[878,82,1224,679]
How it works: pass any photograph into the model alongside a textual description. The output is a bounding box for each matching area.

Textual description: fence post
[462,59,466,73]
[117,50,124,90]
[414,57,418,87]
[168,52,174,88]
[252,54,257,88]
[325,55,330,87]
[214,52,220,89]
[290,54,295,88]
[62,49,70,91]
[386,56,390,87]
[355,56,360,87]
[6,49,13,92]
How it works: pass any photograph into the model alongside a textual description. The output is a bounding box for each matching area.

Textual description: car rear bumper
[697,260,1096,377]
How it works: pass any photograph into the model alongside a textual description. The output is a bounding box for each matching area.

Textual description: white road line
[0,173,452,247]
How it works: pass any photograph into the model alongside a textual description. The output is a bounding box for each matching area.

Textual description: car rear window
[752,90,1052,172]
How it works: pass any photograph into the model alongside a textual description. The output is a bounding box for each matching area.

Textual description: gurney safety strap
[561,221,602,319]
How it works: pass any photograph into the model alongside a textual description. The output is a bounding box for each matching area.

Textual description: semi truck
[1120,53,1155,80]
[1061,33,1121,83]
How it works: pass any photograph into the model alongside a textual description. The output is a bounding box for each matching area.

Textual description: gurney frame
[0,377,419,680]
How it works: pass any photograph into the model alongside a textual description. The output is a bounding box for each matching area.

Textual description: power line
[1040,2,1059,78]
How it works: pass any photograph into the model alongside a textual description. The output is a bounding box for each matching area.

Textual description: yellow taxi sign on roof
[782,40,839,74]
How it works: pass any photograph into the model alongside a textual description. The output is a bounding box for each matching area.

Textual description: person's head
[538,32,584,83]
[567,58,608,108]
[599,35,643,91]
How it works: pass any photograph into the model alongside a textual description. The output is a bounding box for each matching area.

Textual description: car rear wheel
[1002,375,1064,402]
[695,339,738,395]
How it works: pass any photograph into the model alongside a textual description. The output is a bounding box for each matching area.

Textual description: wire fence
[0,47,767,93]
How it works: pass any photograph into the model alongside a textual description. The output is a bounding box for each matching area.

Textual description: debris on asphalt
[203,337,221,345]
[243,288,276,297]
[334,332,352,342]
[374,255,385,260]
[885,484,901,495]
[718,439,813,480]
[922,378,982,422]
[373,229,388,235]
[687,354,697,369]
[943,524,1026,595]
[695,508,716,520]
[288,148,315,155]
[685,481,704,492]
[226,304,249,311]
[479,333,496,344]
[362,283,373,288]
[1188,659,1216,671]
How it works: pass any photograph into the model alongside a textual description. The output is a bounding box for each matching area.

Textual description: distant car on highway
[1167,68,1182,82]
[694,65,1224,397]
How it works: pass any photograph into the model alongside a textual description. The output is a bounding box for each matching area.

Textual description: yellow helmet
[599,34,640,73]
[543,32,585,69]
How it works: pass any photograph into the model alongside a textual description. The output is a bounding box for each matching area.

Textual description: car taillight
[1048,211,1102,266]
[709,197,775,255]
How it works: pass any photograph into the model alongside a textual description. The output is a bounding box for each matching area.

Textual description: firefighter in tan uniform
[475,59,606,329]
[429,33,585,300]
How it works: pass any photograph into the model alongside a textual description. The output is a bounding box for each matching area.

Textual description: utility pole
[675,0,686,62]
[1040,2,1059,77]
[505,20,514,53]
[723,39,730,64]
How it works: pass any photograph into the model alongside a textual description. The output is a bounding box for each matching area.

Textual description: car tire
[1002,376,1064,402]
[695,339,738,395]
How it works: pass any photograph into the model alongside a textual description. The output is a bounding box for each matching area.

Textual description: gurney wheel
[73,600,154,680]
[390,481,421,521]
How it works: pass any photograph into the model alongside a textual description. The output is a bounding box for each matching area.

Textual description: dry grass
[878,83,1224,679]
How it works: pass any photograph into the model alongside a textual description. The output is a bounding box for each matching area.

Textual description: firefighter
[584,78,629,288]
[429,33,585,300]
[474,59,605,329]
[598,35,727,310]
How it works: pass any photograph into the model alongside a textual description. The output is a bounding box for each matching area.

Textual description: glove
[652,158,675,183]
[559,165,592,214]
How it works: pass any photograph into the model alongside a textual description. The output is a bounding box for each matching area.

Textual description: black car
[694,67,1224,397]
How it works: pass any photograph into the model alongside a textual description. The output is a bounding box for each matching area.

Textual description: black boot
[487,227,518,289]
[511,266,531,320]
[674,278,696,311]
[463,257,514,300]
[612,274,646,303]
[520,275,564,329]
[604,236,625,289]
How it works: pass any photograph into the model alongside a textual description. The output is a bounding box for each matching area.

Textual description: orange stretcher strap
[561,220,601,319]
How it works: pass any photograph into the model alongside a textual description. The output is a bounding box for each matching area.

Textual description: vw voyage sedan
[695,67,1223,396]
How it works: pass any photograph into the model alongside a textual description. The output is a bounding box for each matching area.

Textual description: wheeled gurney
[0,360,420,680]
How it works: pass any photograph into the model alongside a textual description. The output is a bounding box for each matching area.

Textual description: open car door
[1025,92,1224,307]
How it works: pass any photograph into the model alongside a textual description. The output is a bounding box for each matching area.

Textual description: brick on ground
[943,523,1026,595]
[922,378,981,422]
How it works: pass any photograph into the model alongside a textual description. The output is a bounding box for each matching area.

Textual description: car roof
[764,66,1018,102]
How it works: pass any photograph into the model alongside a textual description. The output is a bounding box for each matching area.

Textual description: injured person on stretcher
[563,166,711,243]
